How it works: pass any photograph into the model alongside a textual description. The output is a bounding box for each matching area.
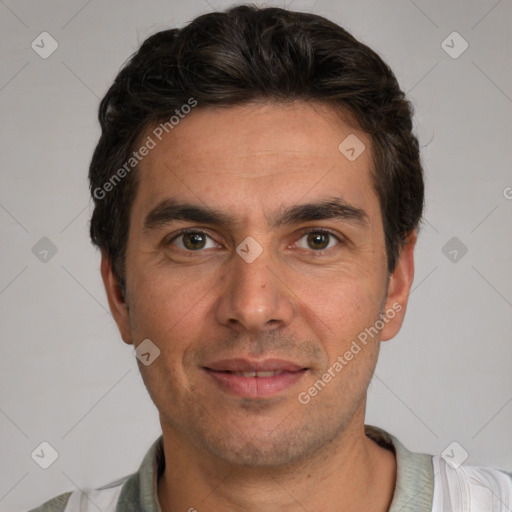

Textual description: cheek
[308,285,383,404]
[319,291,382,355]
[127,278,209,400]
[126,268,209,348]
[296,263,384,332]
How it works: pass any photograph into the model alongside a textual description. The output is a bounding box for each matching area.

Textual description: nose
[214,247,295,332]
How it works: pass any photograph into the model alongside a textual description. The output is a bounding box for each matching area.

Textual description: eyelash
[165,228,344,254]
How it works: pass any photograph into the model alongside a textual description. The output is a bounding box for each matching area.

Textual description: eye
[168,230,218,251]
[296,230,341,251]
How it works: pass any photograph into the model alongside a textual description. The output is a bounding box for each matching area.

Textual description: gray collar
[117,425,433,512]
[365,425,434,512]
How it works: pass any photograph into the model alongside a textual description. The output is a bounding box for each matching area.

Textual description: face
[102,101,415,467]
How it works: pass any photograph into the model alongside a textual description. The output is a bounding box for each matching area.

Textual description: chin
[194,419,337,469]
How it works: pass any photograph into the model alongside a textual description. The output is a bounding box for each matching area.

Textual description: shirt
[28,425,512,512]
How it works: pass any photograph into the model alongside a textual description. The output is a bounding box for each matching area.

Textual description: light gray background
[1,0,511,510]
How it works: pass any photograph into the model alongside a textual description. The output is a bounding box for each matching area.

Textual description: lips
[205,358,304,373]
[228,370,285,377]
[203,359,308,398]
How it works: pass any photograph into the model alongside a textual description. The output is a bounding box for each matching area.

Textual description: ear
[100,250,133,345]
[380,230,417,342]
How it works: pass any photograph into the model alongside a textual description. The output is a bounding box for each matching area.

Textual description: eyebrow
[144,200,233,232]
[143,197,369,232]
[271,199,369,228]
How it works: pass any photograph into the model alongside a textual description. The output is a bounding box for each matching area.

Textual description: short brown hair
[89,4,424,293]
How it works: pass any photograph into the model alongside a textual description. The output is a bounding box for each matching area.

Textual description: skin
[101,101,416,512]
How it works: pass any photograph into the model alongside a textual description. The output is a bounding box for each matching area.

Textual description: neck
[157,416,396,512]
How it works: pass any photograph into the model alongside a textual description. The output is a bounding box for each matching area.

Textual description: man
[30,4,511,512]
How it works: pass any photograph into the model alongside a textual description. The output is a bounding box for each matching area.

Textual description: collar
[117,425,433,511]
[365,425,434,512]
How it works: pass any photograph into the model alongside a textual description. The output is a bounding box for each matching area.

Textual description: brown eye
[183,233,206,250]
[307,232,330,250]
[169,231,217,251]
[296,230,341,251]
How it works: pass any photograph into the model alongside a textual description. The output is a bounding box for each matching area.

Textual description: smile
[203,359,308,398]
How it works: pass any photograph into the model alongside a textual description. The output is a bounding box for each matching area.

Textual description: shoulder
[27,492,71,512]
[432,456,512,511]
[26,474,130,512]
[25,436,162,512]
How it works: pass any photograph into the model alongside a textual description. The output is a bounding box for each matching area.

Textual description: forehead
[132,101,380,226]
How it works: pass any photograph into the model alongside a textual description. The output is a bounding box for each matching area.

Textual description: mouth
[221,370,290,377]
[203,359,309,398]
